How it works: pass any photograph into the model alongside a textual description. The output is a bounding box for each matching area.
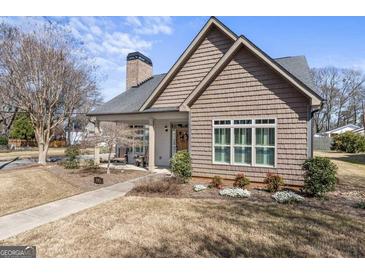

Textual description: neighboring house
[90,17,323,186]
[65,121,96,145]
[323,124,360,137]
[352,127,365,136]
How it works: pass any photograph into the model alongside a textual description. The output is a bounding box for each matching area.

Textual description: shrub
[83,159,99,170]
[211,176,223,189]
[264,172,284,192]
[193,184,207,192]
[65,145,81,159]
[302,156,337,197]
[170,150,192,183]
[63,159,79,169]
[331,131,365,153]
[354,201,365,209]
[64,145,81,169]
[233,173,250,189]
[272,191,305,204]
[0,135,8,146]
[219,188,251,198]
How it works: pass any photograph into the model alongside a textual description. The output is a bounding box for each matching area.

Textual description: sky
[1,16,365,102]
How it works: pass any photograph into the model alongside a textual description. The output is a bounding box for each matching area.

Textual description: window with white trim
[130,125,146,154]
[212,118,276,167]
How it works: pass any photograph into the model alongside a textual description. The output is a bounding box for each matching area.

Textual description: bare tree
[0,98,17,136]
[0,22,98,163]
[65,90,103,146]
[85,122,141,174]
[312,67,365,132]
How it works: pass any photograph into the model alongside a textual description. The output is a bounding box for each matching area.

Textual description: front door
[176,127,189,151]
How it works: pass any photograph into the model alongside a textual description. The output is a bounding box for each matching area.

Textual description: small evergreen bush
[63,145,81,169]
[331,131,365,153]
[264,172,284,192]
[233,172,250,189]
[0,135,8,146]
[302,156,337,197]
[354,201,365,209]
[211,176,223,189]
[170,150,192,183]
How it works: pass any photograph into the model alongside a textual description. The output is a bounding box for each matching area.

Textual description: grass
[1,196,364,257]
[0,167,82,216]
[0,147,94,160]
[0,150,364,257]
[0,165,147,217]
[315,151,365,193]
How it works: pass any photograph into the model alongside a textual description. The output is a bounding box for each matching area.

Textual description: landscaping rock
[272,191,304,203]
[193,184,208,192]
[219,188,251,198]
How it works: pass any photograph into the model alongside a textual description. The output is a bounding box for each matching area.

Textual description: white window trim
[212,118,277,168]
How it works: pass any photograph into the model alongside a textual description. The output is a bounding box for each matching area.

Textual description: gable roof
[180,36,323,110]
[275,56,317,92]
[90,74,166,115]
[90,55,317,116]
[139,17,237,111]
[91,17,323,116]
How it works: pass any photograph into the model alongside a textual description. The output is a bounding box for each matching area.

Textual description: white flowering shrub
[219,188,251,198]
[272,191,304,204]
[193,184,208,192]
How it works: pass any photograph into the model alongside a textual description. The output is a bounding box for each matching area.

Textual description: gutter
[86,108,181,117]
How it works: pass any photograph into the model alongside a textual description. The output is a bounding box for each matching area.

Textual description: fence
[313,136,332,151]
[8,139,66,149]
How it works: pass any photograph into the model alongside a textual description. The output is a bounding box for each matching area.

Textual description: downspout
[309,100,325,158]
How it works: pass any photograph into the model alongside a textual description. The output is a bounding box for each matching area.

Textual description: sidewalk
[0,175,149,240]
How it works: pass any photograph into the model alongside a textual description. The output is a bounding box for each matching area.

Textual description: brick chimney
[126,52,153,89]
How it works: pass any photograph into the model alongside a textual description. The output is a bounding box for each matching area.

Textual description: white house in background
[323,124,360,137]
[352,127,365,136]
[65,121,96,145]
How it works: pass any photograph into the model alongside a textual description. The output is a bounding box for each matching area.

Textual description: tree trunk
[38,140,49,164]
[106,146,112,174]
[66,117,72,146]
[35,130,50,165]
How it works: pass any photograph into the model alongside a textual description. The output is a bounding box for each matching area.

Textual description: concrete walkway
[0,174,157,240]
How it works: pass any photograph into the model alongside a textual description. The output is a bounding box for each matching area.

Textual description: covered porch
[94,110,189,171]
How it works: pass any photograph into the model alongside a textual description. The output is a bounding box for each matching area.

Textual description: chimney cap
[127,52,152,66]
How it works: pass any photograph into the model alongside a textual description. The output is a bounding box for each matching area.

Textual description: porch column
[148,119,155,171]
[94,120,100,165]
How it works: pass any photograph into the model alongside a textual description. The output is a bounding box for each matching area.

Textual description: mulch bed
[127,177,365,218]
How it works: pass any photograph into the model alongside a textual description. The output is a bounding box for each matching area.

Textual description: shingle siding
[152,27,233,108]
[190,47,311,185]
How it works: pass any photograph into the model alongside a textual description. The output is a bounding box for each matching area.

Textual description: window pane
[214,128,230,145]
[256,147,275,166]
[255,119,275,124]
[256,128,275,146]
[214,120,231,125]
[234,128,252,145]
[234,147,252,164]
[234,119,252,125]
[214,146,230,163]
